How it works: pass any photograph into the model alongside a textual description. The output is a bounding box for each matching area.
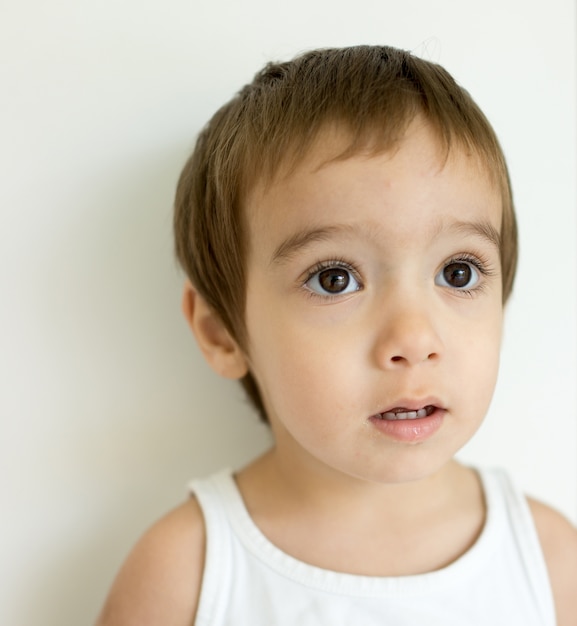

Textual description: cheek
[246,307,358,426]
[249,328,334,408]
[456,316,502,395]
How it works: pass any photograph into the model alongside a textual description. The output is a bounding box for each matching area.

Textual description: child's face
[242,119,503,484]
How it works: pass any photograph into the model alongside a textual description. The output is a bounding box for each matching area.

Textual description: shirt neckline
[211,466,503,597]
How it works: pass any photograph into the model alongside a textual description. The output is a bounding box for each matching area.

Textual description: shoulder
[528,497,577,626]
[95,496,205,626]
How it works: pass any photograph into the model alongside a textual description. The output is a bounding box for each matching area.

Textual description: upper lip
[373,397,445,416]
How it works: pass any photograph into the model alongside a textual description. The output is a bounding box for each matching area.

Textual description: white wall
[1,1,575,624]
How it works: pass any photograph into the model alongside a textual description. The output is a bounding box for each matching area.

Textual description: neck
[237,446,473,528]
[235,448,485,576]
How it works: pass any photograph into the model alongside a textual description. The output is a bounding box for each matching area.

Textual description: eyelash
[441,253,496,298]
[301,258,364,300]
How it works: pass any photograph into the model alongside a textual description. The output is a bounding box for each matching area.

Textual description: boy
[97,46,577,625]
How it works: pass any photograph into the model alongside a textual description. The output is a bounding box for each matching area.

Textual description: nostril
[390,353,437,364]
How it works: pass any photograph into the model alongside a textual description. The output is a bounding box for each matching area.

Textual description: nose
[372,301,443,369]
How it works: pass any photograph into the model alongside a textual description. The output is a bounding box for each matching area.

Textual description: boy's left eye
[305,266,361,296]
[435,261,480,290]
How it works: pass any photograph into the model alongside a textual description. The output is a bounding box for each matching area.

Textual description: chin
[349,454,457,486]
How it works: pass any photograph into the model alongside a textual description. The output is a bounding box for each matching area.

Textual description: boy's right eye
[304,264,361,296]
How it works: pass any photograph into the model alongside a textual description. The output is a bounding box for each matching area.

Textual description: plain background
[1,1,575,624]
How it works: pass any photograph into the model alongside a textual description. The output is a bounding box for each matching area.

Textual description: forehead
[245,120,502,255]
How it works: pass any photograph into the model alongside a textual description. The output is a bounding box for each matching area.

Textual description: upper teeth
[382,408,429,420]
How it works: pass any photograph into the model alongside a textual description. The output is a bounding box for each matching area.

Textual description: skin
[96,120,577,626]
[242,119,503,489]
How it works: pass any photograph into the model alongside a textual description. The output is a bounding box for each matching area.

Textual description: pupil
[444,263,471,288]
[319,268,349,293]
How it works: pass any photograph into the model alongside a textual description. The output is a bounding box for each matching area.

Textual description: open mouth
[376,405,437,421]
[369,403,444,442]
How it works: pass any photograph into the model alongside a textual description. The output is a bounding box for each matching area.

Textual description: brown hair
[174,45,518,422]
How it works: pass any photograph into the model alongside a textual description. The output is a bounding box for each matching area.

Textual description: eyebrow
[446,219,501,251]
[270,218,501,265]
[271,225,356,265]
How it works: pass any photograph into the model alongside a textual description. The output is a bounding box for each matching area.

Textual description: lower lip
[369,409,445,443]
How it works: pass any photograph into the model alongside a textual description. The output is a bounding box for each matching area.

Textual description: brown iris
[318,268,351,293]
[443,262,472,288]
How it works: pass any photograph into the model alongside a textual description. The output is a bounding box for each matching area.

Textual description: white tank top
[189,468,556,625]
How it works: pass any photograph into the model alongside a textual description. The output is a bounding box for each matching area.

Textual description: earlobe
[181,283,248,380]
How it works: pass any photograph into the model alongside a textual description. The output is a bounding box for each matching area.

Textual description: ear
[181,283,248,380]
